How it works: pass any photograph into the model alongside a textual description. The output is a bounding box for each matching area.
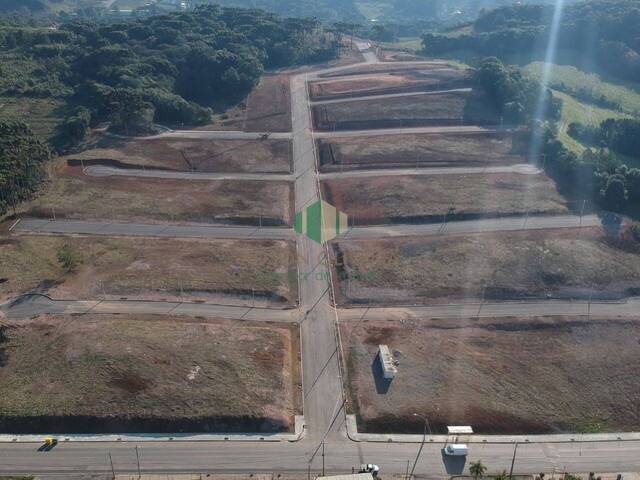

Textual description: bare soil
[342,315,640,434]
[0,314,301,433]
[0,235,298,307]
[321,172,568,225]
[309,68,468,101]
[25,164,293,227]
[318,132,525,172]
[319,62,455,78]
[313,90,499,130]
[243,74,292,132]
[330,227,640,306]
[69,137,292,173]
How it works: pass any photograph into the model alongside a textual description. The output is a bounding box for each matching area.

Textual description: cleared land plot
[322,172,568,225]
[69,137,292,173]
[0,314,301,433]
[25,165,293,226]
[318,132,525,172]
[0,235,298,307]
[244,73,292,132]
[0,96,66,143]
[309,68,468,100]
[319,62,453,78]
[342,316,640,434]
[330,227,640,306]
[313,90,499,130]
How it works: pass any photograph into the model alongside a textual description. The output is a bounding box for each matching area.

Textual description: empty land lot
[244,73,292,132]
[322,172,568,225]
[0,314,301,433]
[25,165,293,226]
[309,68,468,100]
[342,316,640,434]
[318,132,525,172]
[313,90,499,130]
[70,137,292,173]
[319,62,451,78]
[330,227,640,305]
[0,235,298,307]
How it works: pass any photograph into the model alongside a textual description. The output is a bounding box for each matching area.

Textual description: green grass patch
[0,96,66,142]
[553,90,629,155]
[525,62,640,116]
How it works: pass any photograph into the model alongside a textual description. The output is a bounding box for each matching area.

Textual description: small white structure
[318,474,374,480]
[447,426,473,435]
[378,345,397,379]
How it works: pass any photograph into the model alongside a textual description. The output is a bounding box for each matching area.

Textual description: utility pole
[508,442,519,479]
[409,413,431,479]
[108,451,115,480]
[322,441,325,476]
[136,445,141,479]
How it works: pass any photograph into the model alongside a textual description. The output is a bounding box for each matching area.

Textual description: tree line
[422,0,640,84]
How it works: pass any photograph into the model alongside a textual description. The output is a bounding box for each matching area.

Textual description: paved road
[343,214,601,239]
[84,164,539,182]
[313,124,517,139]
[119,131,292,141]
[12,218,295,240]
[310,88,472,106]
[84,165,295,182]
[319,164,541,179]
[0,295,297,323]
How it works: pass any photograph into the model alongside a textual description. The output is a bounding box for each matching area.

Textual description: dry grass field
[243,74,292,132]
[330,227,640,305]
[342,316,640,434]
[0,314,301,433]
[318,132,525,172]
[322,172,568,225]
[313,90,499,130]
[319,61,453,78]
[309,68,468,100]
[0,235,298,306]
[70,137,292,173]
[25,165,293,226]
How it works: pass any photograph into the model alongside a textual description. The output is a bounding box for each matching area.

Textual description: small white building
[378,345,397,379]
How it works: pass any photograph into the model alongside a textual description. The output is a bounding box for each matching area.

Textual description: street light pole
[409,413,431,479]
[508,442,519,479]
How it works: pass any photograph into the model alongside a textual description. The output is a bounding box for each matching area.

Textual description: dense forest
[422,0,640,83]
[0,5,340,217]
[0,5,339,138]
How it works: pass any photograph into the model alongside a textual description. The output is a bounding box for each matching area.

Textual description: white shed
[378,344,397,379]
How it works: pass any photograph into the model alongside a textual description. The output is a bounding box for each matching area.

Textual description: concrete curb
[346,415,640,444]
[0,416,306,444]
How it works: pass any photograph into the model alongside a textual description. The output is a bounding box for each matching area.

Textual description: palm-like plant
[470,460,488,480]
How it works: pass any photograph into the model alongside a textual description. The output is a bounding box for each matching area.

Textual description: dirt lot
[25,164,293,226]
[318,132,525,172]
[342,315,640,434]
[330,227,640,305]
[309,68,468,100]
[0,235,298,307]
[243,74,292,132]
[313,90,499,130]
[69,137,292,173]
[322,172,568,225]
[319,61,453,78]
[0,314,301,433]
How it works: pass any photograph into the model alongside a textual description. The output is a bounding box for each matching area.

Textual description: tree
[107,89,155,136]
[469,460,488,480]
[600,174,628,211]
[57,244,80,273]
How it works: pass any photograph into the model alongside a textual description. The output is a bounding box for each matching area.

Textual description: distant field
[70,137,292,173]
[0,235,298,307]
[524,62,640,115]
[0,314,301,433]
[343,316,640,434]
[318,132,525,172]
[313,90,499,130]
[330,226,640,306]
[321,172,568,225]
[553,90,629,154]
[0,96,65,143]
[25,164,293,226]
